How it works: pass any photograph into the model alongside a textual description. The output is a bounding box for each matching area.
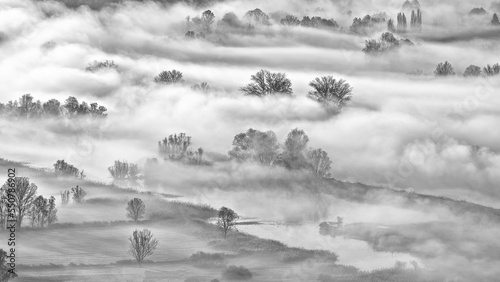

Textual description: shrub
[85,60,118,72]
[189,251,226,268]
[222,265,252,280]
[154,70,183,84]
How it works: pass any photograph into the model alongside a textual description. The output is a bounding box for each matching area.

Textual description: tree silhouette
[434,61,455,76]
[483,63,500,76]
[307,76,353,108]
[201,10,215,33]
[306,148,332,178]
[126,198,146,222]
[217,207,238,238]
[60,190,70,205]
[281,128,309,170]
[154,70,183,85]
[463,65,481,77]
[228,128,280,165]
[71,185,86,203]
[129,229,159,264]
[240,70,293,97]
[492,13,500,26]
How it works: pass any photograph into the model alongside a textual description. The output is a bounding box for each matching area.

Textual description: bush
[85,60,118,72]
[154,70,183,85]
[189,251,226,268]
[222,265,252,280]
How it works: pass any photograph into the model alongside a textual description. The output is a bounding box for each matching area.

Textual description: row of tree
[387,9,422,34]
[0,177,58,229]
[187,9,339,35]
[228,128,333,177]
[0,94,107,119]
[435,61,500,77]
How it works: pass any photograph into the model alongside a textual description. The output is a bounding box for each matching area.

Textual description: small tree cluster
[0,177,57,229]
[410,9,422,31]
[244,8,270,26]
[71,185,87,203]
[28,195,57,228]
[228,129,280,166]
[463,63,500,77]
[108,160,140,181]
[396,12,407,33]
[228,128,333,177]
[350,15,386,34]
[402,0,420,11]
[191,82,210,93]
[189,10,216,33]
[54,160,84,178]
[280,15,338,29]
[153,70,183,85]
[0,94,106,119]
[434,61,455,76]
[240,69,293,97]
[60,190,70,205]
[363,32,414,56]
[158,133,210,165]
[85,60,118,72]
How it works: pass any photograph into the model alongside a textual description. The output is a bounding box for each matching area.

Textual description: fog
[1,0,499,204]
[1,0,500,279]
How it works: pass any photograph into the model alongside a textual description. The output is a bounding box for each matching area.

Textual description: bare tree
[1,177,38,228]
[240,70,293,97]
[217,206,238,239]
[60,190,70,205]
[434,61,455,76]
[126,198,146,222]
[71,185,86,203]
[307,77,353,108]
[154,70,183,85]
[128,229,159,264]
[463,65,482,77]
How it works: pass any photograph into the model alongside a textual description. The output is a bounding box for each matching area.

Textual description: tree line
[144,127,333,180]
[154,69,353,112]
[434,61,500,77]
[0,94,107,119]
[185,8,340,36]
